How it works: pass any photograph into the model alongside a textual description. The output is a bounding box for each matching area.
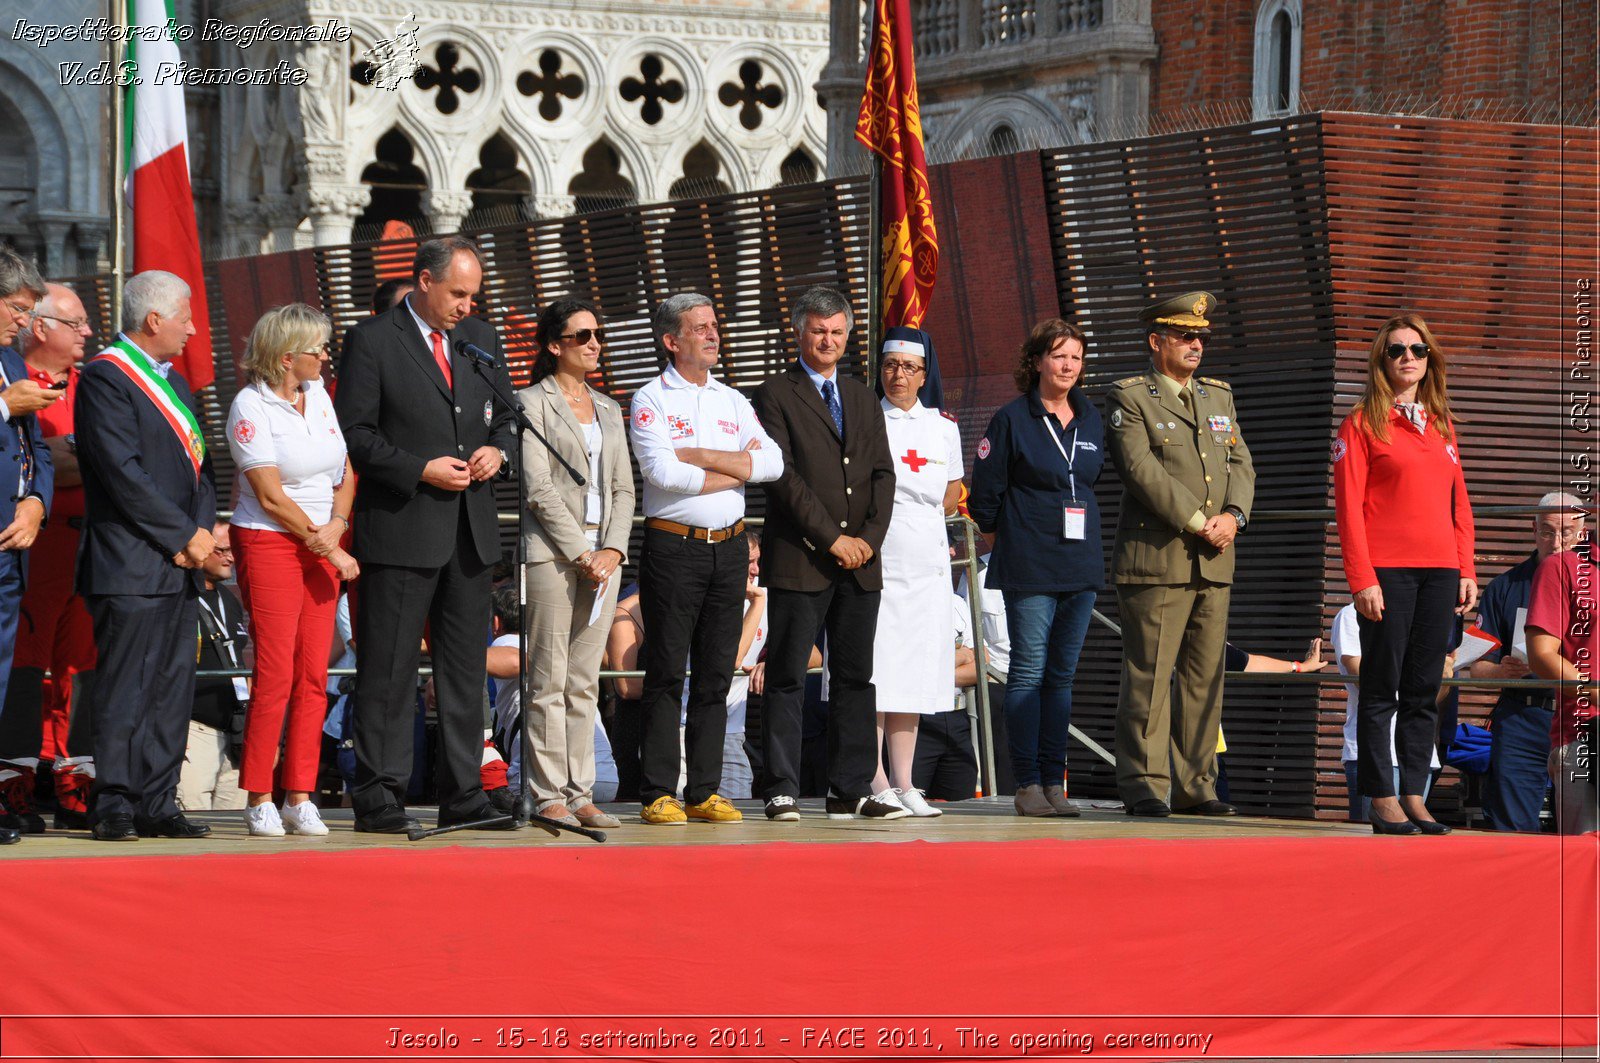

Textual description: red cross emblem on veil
[900,449,928,472]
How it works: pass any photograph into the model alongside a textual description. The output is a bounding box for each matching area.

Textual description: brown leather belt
[645,517,745,543]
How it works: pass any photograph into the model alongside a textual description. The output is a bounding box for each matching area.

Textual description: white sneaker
[897,787,943,818]
[245,802,285,837]
[280,801,329,836]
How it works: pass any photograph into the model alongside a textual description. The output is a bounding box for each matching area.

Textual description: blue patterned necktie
[821,378,844,439]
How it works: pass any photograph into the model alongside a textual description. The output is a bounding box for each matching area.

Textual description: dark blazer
[74,348,216,597]
[969,386,1105,594]
[334,302,516,569]
[751,362,896,592]
[0,346,53,582]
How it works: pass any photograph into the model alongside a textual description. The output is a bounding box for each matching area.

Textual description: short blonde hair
[243,303,331,387]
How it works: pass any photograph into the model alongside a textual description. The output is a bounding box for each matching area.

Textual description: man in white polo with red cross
[628,292,782,825]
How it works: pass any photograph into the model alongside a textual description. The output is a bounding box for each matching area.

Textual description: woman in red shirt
[1525,547,1598,834]
[1333,314,1477,835]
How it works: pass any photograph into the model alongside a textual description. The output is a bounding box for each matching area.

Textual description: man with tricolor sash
[74,270,217,842]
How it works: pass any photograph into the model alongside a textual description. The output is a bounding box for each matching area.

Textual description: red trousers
[14,519,96,762]
[233,526,339,794]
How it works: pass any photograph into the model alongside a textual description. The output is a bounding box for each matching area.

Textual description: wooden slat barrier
[46,110,1593,820]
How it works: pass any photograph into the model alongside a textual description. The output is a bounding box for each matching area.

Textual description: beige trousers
[522,559,619,811]
[176,720,247,811]
[1114,580,1231,808]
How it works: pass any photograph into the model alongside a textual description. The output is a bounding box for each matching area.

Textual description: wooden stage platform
[0,797,1402,861]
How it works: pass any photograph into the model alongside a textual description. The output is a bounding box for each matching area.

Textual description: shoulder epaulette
[1113,376,1145,390]
[940,410,959,424]
[1198,377,1231,390]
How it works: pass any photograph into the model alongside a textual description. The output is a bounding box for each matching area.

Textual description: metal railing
[198,502,1593,797]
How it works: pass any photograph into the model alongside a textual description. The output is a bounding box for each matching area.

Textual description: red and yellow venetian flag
[855,0,938,329]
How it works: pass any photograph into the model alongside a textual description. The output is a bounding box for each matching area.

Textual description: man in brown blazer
[1106,291,1255,818]
[751,286,900,821]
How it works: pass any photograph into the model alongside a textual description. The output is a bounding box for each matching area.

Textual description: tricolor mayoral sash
[99,338,206,483]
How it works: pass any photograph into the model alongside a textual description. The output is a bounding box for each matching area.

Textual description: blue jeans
[1002,589,1095,788]
[1484,701,1553,832]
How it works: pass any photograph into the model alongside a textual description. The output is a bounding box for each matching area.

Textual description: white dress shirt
[629,364,782,527]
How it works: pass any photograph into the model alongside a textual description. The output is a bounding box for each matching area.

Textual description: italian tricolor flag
[124,0,214,390]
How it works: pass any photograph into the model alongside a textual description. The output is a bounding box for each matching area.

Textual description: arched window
[1252,0,1301,119]
[987,124,1020,156]
[355,128,427,237]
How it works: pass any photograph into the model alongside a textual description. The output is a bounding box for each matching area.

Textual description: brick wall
[1150,0,1596,124]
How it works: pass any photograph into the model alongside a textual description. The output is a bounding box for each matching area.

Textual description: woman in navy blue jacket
[969,319,1104,817]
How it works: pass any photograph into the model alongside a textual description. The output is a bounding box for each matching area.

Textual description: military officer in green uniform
[1107,291,1255,817]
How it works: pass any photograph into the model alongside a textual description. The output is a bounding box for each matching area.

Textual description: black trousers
[637,527,748,805]
[352,514,492,818]
[912,708,978,802]
[1356,567,1458,798]
[762,580,880,801]
[85,589,197,823]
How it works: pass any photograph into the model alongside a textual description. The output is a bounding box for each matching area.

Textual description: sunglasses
[560,328,607,345]
[1384,342,1430,361]
[1165,330,1206,344]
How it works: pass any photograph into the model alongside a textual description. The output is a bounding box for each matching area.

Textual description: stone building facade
[1,0,830,265]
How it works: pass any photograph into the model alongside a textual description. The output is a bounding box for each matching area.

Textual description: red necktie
[430,330,453,389]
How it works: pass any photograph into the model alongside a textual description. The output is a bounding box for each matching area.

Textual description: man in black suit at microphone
[335,236,516,833]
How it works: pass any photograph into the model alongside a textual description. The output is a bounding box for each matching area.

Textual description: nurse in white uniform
[869,328,965,818]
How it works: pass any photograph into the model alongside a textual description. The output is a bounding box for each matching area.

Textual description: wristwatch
[63,433,76,454]
[1223,506,1247,532]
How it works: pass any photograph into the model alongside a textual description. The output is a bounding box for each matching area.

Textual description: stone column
[306,185,371,247]
[29,214,75,278]
[424,190,476,235]
[530,193,576,219]
[259,193,306,253]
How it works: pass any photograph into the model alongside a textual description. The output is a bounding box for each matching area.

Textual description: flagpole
[865,152,883,384]
[109,0,127,332]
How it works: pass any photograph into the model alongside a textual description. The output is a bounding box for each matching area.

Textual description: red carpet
[1,833,1594,1061]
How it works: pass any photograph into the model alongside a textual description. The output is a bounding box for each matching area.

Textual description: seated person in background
[603,584,644,800]
[912,594,984,804]
[1214,637,1329,802]
[956,534,1016,796]
[178,523,252,812]
[1470,493,1584,832]
[1524,544,1599,836]
[488,587,617,819]
[1330,602,1446,822]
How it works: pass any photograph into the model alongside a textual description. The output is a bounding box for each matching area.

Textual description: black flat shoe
[1126,798,1172,818]
[1407,817,1452,835]
[91,814,139,841]
[136,814,211,839]
[437,805,516,831]
[0,826,20,845]
[354,806,420,834]
[1370,814,1421,836]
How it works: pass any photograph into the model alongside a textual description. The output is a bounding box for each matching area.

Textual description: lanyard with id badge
[1043,416,1086,541]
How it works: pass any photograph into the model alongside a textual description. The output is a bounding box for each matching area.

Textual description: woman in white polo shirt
[226,303,358,837]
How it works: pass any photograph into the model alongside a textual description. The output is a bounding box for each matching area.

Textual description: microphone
[456,340,495,367]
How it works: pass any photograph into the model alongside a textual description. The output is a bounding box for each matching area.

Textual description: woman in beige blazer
[515,298,635,829]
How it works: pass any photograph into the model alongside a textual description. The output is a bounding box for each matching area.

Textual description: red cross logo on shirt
[900,449,928,472]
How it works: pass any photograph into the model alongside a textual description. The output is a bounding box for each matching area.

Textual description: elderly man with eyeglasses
[0,249,59,843]
[0,283,97,832]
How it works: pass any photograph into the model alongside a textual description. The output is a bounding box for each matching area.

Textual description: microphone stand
[408,350,603,844]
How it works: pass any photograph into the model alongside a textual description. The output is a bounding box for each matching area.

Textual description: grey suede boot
[1041,785,1081,817]
[1013,784,1057,817]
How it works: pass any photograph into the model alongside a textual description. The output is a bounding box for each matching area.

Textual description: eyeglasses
[881,360,925,377]
[2,298,34,318]
[36,314,89,331]
[295,344,330,357]
[1384,342,1430,361]
[560,328,607,345]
